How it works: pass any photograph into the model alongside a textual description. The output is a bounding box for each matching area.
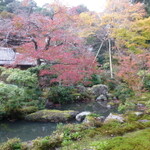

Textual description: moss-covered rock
[104,113,125,123]
[83,115,103,127]
[19,106,38,115]
[89,84,108,97]
[25,109,79,122]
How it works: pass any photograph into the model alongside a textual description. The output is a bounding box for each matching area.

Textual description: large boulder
[104,113,125,123]
[89,84,108,97]
[83,115,104,127]
[76,111,91,122]
[76,85,86,93]
[25,109,79,122]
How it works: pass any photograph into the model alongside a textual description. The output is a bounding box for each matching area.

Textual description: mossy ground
[62,124,150,150]
[127,92,150,106]
[87,128,150,150]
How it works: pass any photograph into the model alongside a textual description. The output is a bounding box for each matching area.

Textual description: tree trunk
[93,41,104,63]
[108,39,113,78]
[37,58,41,66]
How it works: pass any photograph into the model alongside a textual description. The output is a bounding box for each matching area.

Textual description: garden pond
[0,102,118,143]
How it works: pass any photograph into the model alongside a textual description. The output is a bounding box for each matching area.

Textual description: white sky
[35,0,107,12]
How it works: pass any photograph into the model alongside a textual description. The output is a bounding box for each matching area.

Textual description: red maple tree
[0,2,100,85]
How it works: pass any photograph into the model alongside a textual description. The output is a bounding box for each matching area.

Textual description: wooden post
[108,39,113,78]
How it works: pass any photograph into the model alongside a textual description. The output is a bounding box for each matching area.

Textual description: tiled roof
[0,47,36,66]
[0,47,15,61]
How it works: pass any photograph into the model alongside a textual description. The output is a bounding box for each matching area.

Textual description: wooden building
[0,47,37,69]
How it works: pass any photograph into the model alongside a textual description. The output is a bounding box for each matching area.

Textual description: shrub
[114,84,134,102]
[32,137,50,150]
[45,86,92,104]
[143,76,150,91]
[0,67,38,88]
[0,67,41,118]
[0,138,21,150]
[106,78,119,91]
[0,82,25,114]
[88,74,103,86]
[46,86,75,104]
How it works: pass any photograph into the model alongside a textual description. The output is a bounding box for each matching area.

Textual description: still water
[0,102,117,143]
[0,121,56,143]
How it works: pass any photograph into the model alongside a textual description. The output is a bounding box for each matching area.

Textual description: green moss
[31,134,63,150]
[127,92,150,103]
[25,109,78,122]
[0,138,22,150]
[90,128,150,150]
[118,92,150,112]
[19,106,38,115]
[62,121,150,150]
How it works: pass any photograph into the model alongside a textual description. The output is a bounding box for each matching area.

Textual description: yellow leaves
[134,17,150,39]
[100,0,148,53]
[79,12,98,26]
[113,17,150,53]
[77,12,100,37]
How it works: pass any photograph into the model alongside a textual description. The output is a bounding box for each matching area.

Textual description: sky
[35,0,107,12]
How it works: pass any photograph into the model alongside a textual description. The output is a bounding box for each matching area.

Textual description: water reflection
[0,121,57,143]
[61,102,117,116]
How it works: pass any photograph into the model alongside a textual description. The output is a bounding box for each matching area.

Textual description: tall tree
[0,2,99,85]
[97,0,145,78]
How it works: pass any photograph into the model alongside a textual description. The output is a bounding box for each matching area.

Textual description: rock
[138,119,150,123]
[89,84,108,97]
[83,116,105,123]
[83,115,104,127]
[137,103,145,107]
[96,95,107,101]
[134,112,144,116]
[76,111,91,122]
[106,104,111,109]
[104,113,124,123]
[25,109,79,122]
[76,85,86,93]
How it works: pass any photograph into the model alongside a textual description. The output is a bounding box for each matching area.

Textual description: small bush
[46,86,75,104]
[32,137,50,150]
[88,74,103,86]
[45,86,92,104]
[143,76,150,91]
[106,78,119,91]
[114,84,134,102]
[0,138,21,150]
[0,67,41,118]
